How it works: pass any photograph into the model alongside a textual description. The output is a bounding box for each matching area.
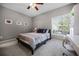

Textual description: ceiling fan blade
[35,6,39,11]
[27,6,30,9]
[36,3,44,5]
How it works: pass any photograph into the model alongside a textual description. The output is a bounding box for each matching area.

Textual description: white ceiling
[0,3,70,17]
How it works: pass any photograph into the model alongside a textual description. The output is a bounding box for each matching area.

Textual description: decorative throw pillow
[37,29,47,33]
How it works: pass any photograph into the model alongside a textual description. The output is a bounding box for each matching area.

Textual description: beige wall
[32,4,74,30]
[0,6,2,35]
[0,6,32,40]
[74,4,79,35]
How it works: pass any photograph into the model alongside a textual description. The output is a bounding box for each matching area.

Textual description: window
[52,14,71,35]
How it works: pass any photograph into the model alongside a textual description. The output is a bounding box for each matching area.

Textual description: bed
[17,29,51,54]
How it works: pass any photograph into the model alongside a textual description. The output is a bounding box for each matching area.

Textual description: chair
[62,36,77,56]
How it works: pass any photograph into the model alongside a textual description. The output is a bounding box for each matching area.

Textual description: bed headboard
[48,29,51,39]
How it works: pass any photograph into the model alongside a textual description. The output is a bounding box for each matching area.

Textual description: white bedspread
[18,32,50,50]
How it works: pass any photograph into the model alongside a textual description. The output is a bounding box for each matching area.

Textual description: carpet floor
[0,39,77,56]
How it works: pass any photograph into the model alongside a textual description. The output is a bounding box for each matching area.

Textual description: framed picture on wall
[5,19,13,24]
[23,22,27,26]
[16,21,22,25]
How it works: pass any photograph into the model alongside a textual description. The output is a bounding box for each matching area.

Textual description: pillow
[46,30,49,33]
[37,29,47,33]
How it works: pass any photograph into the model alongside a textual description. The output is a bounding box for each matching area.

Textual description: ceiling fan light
[31,4,36,8]
[30,3,33,6]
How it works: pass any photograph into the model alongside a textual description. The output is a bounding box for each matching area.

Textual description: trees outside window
[58,15,70,35]
[52,14,70,35]
[52,8,74,35]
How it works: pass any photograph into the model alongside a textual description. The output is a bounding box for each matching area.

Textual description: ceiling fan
[27,3,44,11]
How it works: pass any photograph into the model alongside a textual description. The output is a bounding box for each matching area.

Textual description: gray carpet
[0,39,77,56]
[0,43,31,56]
[33,39,76,56]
